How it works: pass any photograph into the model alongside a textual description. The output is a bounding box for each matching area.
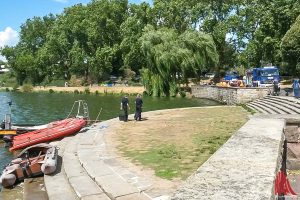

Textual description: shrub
[143,91,149,96]
[49,89,55,93]
[12,84,19,92]
[74,89,79,94]
[22,84,33,92]
[44,79,65,87]
[123,68,136,81]
[95,90,99,95]
[179,91,186,98]
[84,87,90,94]
[5,88,10,92]
[69,75,82,87]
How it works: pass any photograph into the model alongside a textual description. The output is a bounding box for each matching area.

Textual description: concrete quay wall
[192,85,270,105]
[172,118,285,200]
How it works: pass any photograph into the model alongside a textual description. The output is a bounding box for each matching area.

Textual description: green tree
[238,0,300,68]
[153,0,193,33]
[1,15,56,85]
[140,25,218,96]
[120,2,152,75]
[281,15,300,76]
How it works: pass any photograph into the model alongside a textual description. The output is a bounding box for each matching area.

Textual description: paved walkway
[44,106,295,200]
[45,116,169,200]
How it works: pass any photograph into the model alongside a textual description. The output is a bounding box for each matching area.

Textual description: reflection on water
[0,92,220,124]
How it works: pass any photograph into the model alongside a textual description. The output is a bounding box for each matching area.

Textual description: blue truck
[246,66,280,87]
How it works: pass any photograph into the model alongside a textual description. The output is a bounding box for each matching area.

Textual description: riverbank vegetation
[114,107,249,179]
[1,0,300,96]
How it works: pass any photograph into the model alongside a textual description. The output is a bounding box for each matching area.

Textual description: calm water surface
[0,91,219,189]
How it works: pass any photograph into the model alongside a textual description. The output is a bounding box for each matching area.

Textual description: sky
[0,0,151,59]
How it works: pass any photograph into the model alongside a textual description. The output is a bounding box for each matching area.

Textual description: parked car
[205,73,215,79]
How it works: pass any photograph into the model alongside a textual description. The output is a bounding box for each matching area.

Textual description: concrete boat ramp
[43,104,297,200]
[45,118,154,200]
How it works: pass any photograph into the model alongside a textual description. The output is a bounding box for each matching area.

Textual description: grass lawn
[115,106,249,180]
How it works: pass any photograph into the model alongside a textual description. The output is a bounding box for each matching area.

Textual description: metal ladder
[67,100,90,121]
[80,100,89,120]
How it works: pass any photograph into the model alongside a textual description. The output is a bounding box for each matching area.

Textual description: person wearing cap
[120,95,130,122]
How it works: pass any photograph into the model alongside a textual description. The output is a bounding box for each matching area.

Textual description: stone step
[268,95,300,104]
[63,134,110,200]
[267,96,300,109]
[248,102,279,114]
[46,121,154,200]
[246,103,268,114]
[44,136,78,200]
[262,97,300,114]
[253,100,289,114]
[246,104,261,113]
[259,99,298,114]
[77,127,151,200]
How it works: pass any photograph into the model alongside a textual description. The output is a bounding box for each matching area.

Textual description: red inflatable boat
[9,118,87,151]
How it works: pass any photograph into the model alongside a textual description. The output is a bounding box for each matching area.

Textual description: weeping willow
[140,25,219,97]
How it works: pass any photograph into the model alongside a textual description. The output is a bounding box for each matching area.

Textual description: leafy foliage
[1,0,300,87]
[282,15,300,76]
[140,25,218,96]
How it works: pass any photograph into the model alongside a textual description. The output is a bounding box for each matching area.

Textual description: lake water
[0,91,219,189]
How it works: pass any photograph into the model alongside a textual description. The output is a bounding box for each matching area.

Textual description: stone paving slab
[81,160,114,178]
[63,155,86,178]
[116,193,151,200]
[172,118,285,200]
[44,173,77,200]
[45,137,78,200]
[69,175,104,198]
[81,193,111,200]
[24,178,48,200]
[95,174,139,198]
[287,143,300,158]
[131,178,153,192]
[64,138,79,153]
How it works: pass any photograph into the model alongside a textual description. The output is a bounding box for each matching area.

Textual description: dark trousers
[135,107,142,121]
[123,107,128,121]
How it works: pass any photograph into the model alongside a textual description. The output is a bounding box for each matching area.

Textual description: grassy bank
[0,85,145,95]
[113,106,249,180]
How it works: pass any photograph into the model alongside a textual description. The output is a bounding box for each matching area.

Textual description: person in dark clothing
[134,94,143,121]
[273,80,280,96]
[120,95,130,122]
